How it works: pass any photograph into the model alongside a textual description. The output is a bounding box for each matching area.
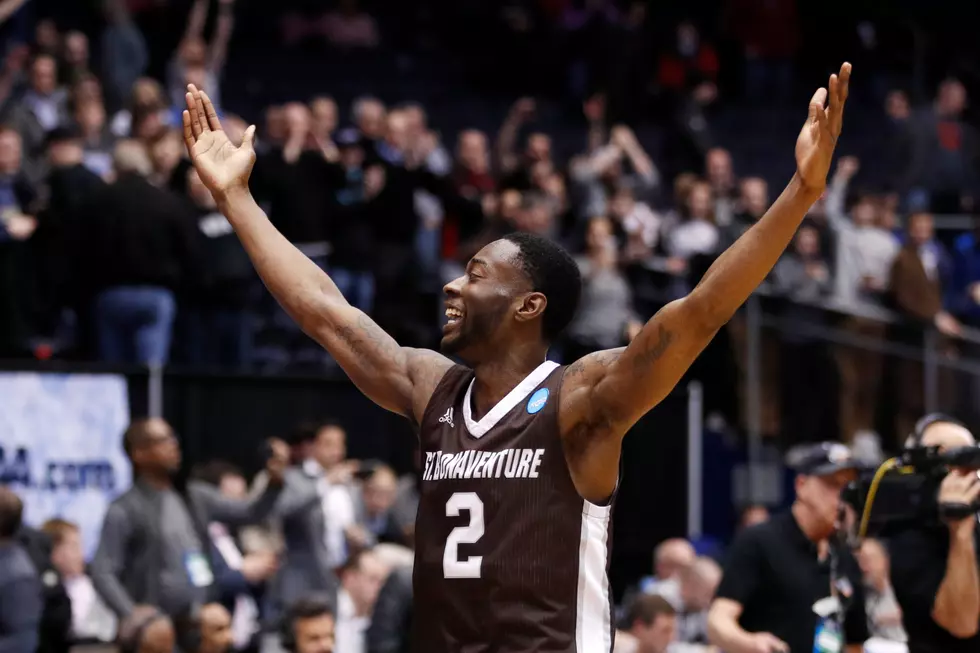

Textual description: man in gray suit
[90,418,288,628]
[266,461,337,620]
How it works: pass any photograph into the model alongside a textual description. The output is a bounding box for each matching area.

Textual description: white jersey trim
[576,500,613,653]
[461,360,560,439]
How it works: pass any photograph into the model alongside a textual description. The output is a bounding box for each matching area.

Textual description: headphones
[120,609,168,653]
[279,606,298,653]
[279,595,335,653]
[905,412,965,449]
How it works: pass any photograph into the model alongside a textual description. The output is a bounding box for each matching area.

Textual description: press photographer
[866,415,980,653]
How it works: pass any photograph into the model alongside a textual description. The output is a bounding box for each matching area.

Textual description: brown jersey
[412,360,615,653]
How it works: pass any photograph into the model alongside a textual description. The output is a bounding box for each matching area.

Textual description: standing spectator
[110,78,169,139]
[167,0,235,113]
[181,166,257,370]
[772,224,837,444]
[101,0,149,112]
[309,97,338,161]
[334,550,389,653]
[907,79,978,213]
[0,486,41,653]
[41,519,117,643]
[89,418,287,624]
[304,422,358,569]
[3,53,68,182]
[565,215,642,361]
[75,97,115,180]
[888,212,960,438]
[655,21,719,96]
[193,462,277,653]
[77,140,200,365]
[825,157,898,441]
[704,147,737,227]
[268,423,353,620]
[664,179,719,296]
[0,127,38,357]
[351,97,386,147]
[327,128,376,314]
[61,30,91,86]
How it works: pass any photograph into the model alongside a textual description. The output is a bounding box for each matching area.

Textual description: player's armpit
[319,306,455,422]
[561,298,717,440]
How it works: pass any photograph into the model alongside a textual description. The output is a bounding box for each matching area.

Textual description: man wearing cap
[707,442,869,653]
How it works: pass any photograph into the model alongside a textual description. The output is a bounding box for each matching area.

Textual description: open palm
[182,84,256,195]
[795,62,852,191]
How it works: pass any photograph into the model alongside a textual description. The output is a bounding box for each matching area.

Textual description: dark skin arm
[181,86,454,423]
[559,63,852,503]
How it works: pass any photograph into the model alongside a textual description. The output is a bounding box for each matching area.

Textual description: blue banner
[0,372,131,560]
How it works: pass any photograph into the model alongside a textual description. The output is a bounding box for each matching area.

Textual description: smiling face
[442,239,538,363]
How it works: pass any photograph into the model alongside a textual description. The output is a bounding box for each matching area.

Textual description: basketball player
[181,61,850,653]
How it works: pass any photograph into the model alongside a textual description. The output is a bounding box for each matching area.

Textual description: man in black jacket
[75,140,200,365]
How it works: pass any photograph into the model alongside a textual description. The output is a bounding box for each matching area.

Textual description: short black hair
[0,486,24,538]
[286,594,335,625]
[502,231,582,343]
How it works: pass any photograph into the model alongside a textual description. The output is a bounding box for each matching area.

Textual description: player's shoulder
[412,350,471,426]
[561,347,625,389]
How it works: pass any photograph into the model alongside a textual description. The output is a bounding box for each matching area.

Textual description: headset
[279,595,335,653]
[904,412,965,449]
[279,609,297,653]
[119,609,169,653]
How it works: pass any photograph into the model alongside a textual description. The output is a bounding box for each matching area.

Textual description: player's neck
[471,350,548,420]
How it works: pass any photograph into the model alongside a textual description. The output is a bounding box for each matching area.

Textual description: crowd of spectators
[0,431,917,653]
[1,1,979,451]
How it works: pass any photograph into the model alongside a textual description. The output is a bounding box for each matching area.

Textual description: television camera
[842,444,980,540]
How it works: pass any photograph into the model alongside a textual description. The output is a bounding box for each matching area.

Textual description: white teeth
[445,308,463,321]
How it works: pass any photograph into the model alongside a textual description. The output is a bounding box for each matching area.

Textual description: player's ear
[515,291,547,324]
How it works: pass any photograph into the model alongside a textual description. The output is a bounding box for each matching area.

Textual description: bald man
[639,539,696,609]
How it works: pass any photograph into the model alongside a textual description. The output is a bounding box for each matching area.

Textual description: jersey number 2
[443,492,484,579]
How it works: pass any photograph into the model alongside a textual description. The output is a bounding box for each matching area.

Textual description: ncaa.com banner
[0,372,131,560]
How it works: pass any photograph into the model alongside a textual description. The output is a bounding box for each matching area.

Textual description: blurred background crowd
[2,0,980,651]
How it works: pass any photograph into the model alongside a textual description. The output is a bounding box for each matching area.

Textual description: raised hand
[182,84,256,197]
[795,62,852,192]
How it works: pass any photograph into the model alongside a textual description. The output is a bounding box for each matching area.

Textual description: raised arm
[559,63,851,500]
[181,86,453,421]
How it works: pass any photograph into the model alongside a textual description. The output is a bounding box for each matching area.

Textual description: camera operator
[707,442,868,653]
[887,415,980,652]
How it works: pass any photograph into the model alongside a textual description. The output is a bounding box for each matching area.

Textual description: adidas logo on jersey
[438,408,454,428]
[422,448,545,481]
